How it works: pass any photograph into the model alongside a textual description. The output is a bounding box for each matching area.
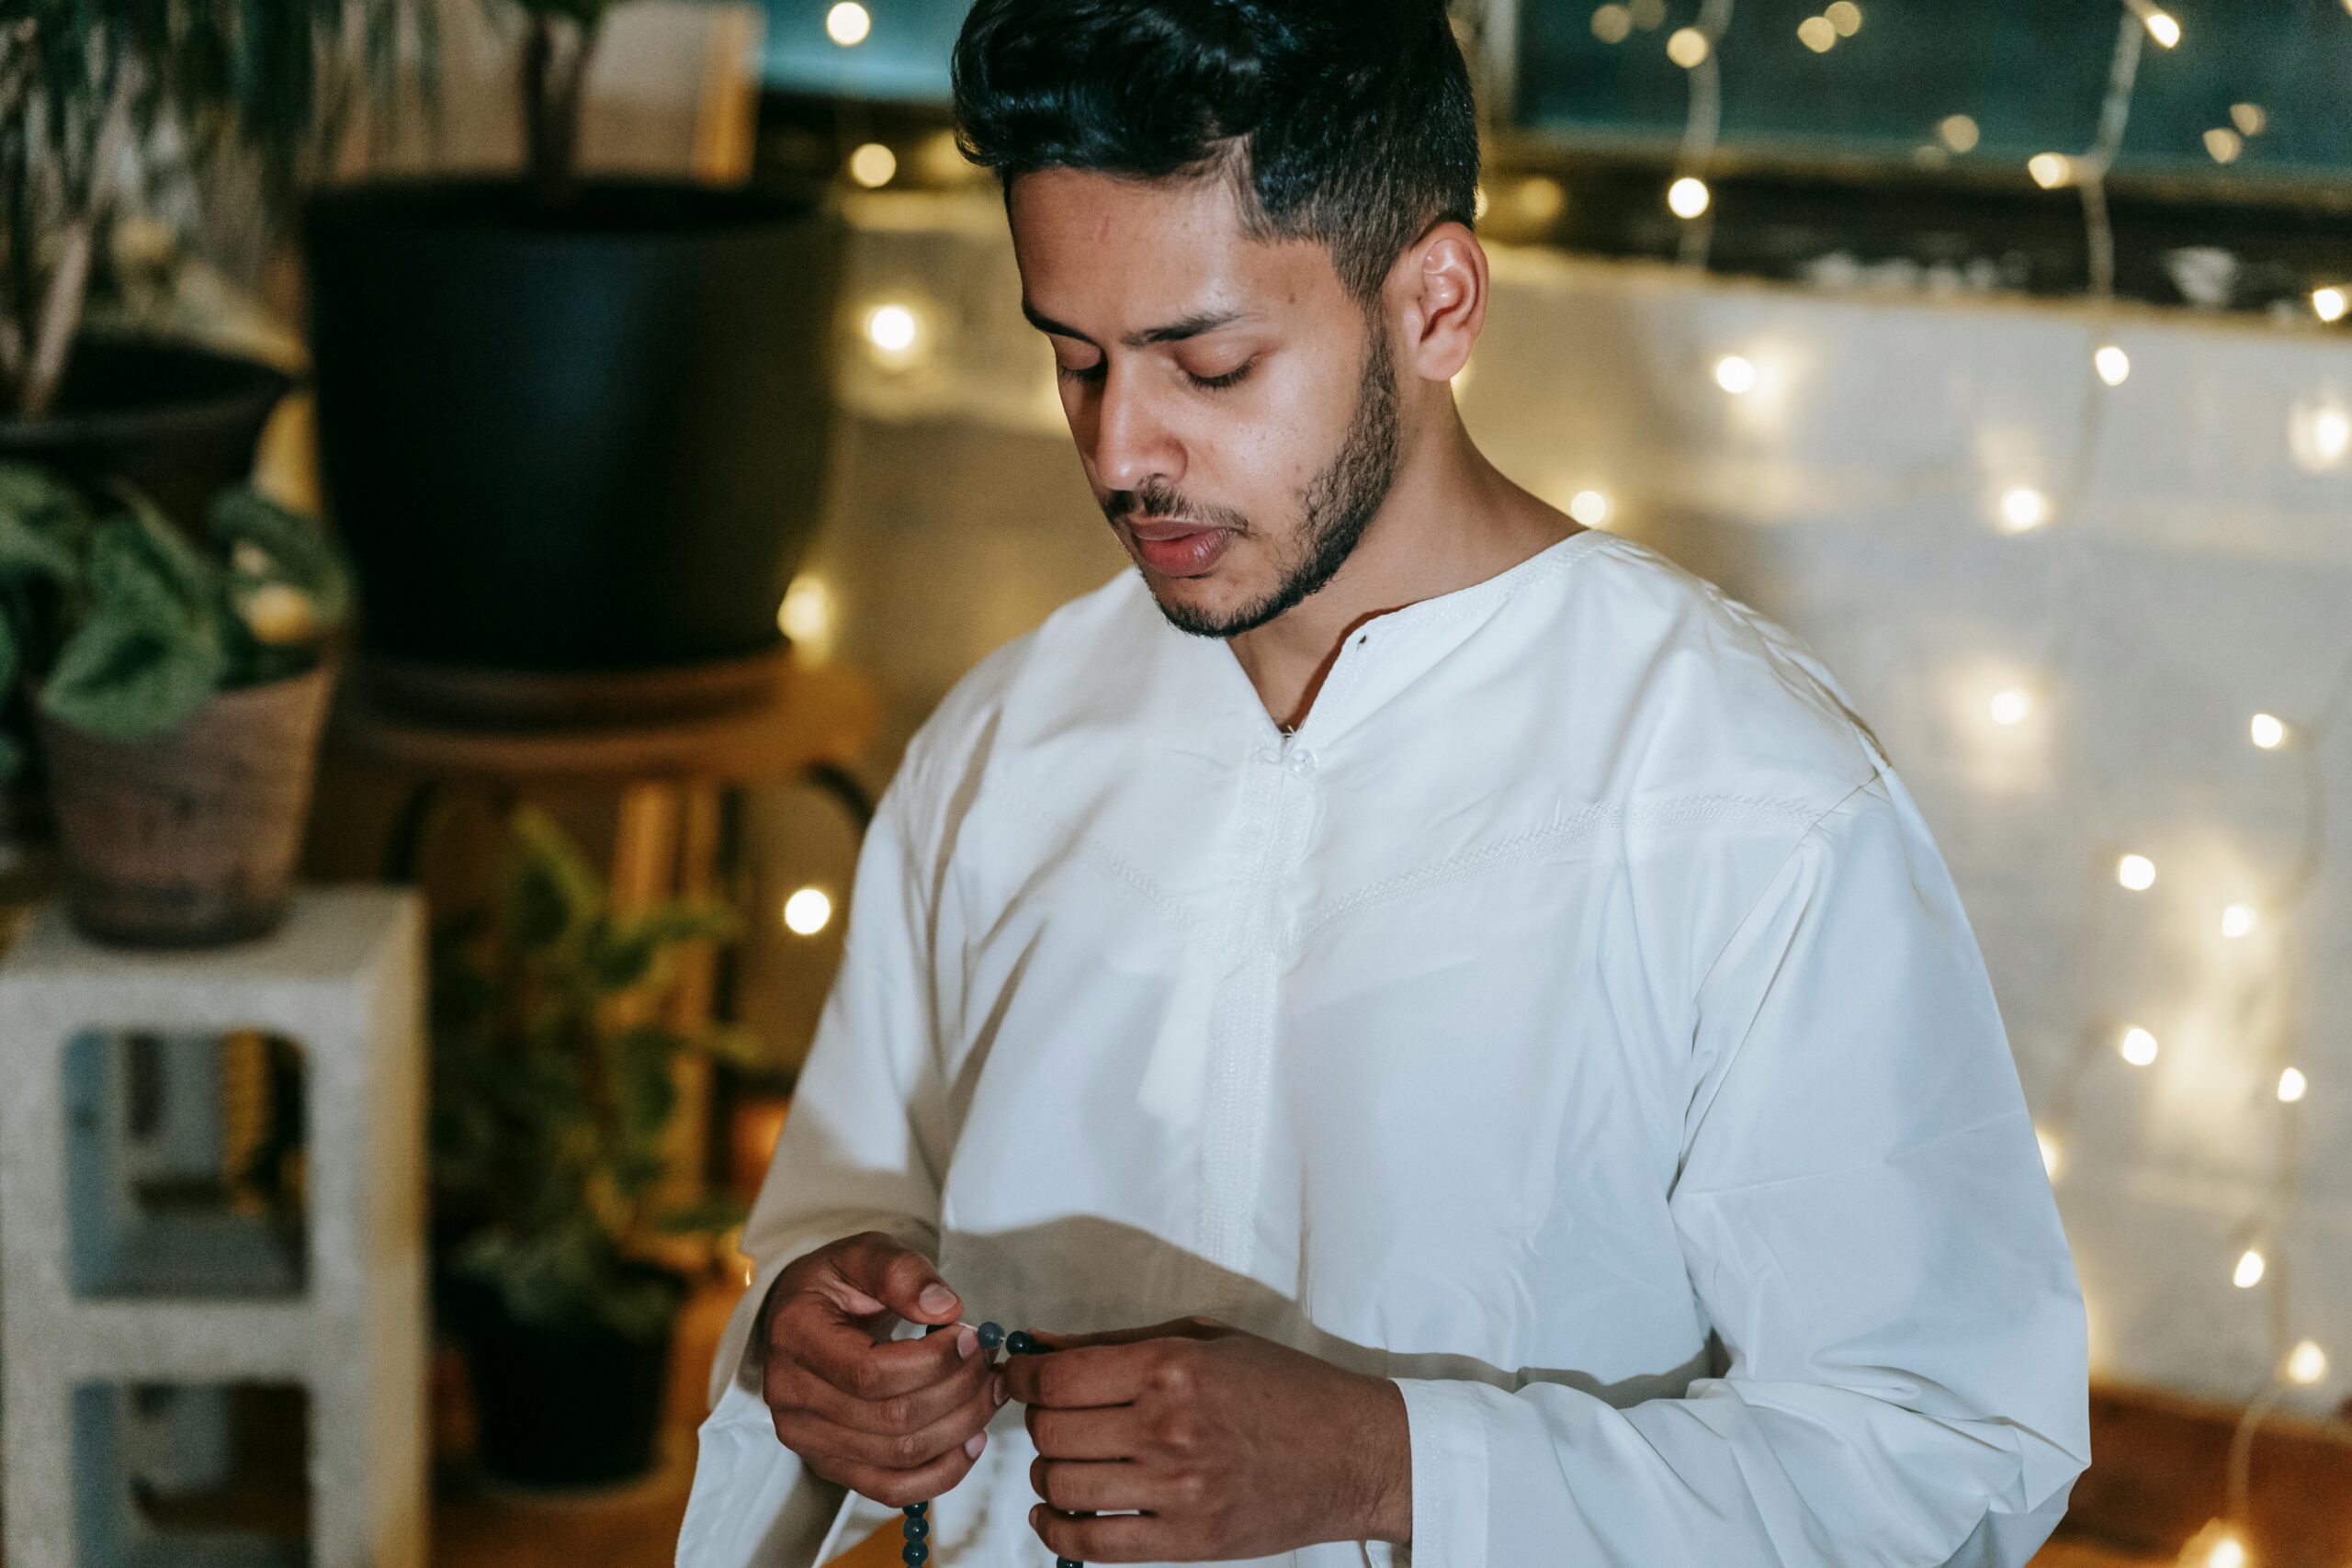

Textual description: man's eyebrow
[1021,299,1253,348]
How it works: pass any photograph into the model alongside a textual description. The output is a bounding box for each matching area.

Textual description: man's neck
[1227,412,1581,732]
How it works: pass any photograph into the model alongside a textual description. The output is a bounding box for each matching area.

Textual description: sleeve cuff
[1390,1377,1495,1568]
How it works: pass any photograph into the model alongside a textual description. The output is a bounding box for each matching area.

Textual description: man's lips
[1121,517,1232,576]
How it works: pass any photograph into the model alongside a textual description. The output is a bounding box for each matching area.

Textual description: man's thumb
[858,1237,961,1324]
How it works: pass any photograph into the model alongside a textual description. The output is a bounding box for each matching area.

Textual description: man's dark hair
[951,0,1481,310]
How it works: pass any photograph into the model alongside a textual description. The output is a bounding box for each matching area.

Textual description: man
[678,0,2089,1562]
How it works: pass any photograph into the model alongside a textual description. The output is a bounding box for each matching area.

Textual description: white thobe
[676,525,2089,1568]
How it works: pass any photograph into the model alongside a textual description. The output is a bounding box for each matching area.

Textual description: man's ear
[1390,220,1488,385]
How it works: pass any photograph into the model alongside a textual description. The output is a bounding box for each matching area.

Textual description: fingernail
[965,1430,987,1459]
[954,1325,978,1359]
[920,1283,957,1315]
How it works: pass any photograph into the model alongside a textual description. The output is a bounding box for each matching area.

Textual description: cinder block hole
[73,1382,310,1567]
[63,1029,308,1299]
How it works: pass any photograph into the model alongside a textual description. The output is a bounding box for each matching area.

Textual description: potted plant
[0,461,352,946]
[303,0,845,678]
[429,802,771,1486]
[0,0,419,843]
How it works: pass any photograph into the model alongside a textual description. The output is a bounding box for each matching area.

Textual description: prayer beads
[905,1322,1080,1568]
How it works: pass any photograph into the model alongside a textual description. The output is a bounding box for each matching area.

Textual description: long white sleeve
[1391,771,2089,1568]
[676,771,948,1568]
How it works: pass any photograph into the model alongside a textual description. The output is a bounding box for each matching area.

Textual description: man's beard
[1119,321,1401,640]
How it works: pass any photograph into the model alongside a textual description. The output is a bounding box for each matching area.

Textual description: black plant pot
[447,1264,686,1488]
[302,177,845,672]
[0,335,294,851]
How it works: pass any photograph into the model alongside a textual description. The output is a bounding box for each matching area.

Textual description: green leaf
[589,899,741,992]
[498,806,605,952]
[40,612,224,741]
[0,464,86,583]
[85,511,217,638]
[208,484,353,629]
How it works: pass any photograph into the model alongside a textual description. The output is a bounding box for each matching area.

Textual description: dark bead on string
[904,1500,927,1517]
[900,1543,929,1565]
[976,1320,1005,1351]
[1006,1329,1037,1355]
[901,1515,928,1540]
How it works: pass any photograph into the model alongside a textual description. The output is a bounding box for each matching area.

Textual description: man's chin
[1141,571,1283,640]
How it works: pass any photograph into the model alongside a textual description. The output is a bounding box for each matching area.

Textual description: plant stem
[20,53,140,420]
[522,14,600,212]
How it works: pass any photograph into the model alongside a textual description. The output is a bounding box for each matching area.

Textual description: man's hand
[1003,1314,1412,1562]
[759,1230,1010,1507]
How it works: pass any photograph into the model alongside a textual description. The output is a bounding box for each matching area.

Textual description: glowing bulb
[1713,355,1758,394]
[1797,16,1837,51]
[1590,3,1633,44]
[777,574,834,651]
[865,302,921,358]
[2312,287,2348,323]
[1667,176,1711,219]
[2278,1066,2308,1103]
[1666,26,1710,66]
[847,142,897,187]
[2095,344,2131,386]
[825,1,870,45]
[2117,853,2156,892]
[2179,1520,2251,1568]
[2307,407,2352,468]
[2119,1026,2159,1067]
[2142,8,2180,48]
[2203,128,2244,165]
[2222,904,2257,940]
[2035,1125,2064,1180]
[1988,688,2031,727]
[2286,1339,2328,1384]
[2233,1249,2266,1289]
[2250,713,2287,750]
[1939,115,1980,153]
[2028,152,2075,189]
[1515,176,1567,223]
[1568,490,1611,526]
[783,886,834,936]
[1997,486,2050,533]
[1826,1,1862,35]
[2231,103,2267,137]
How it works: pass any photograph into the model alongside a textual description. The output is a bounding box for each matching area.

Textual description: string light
[2116,852,2156,891]
[1988,688,2031,727]
[864,302,923,363]
[2202,128,2243,165]
[1666,26,1710,66]
[782,887,834,936]
[1667,0,1732,263]
[2276,1066,2307,1103]
[2233,1249,2266,1290]
[1796,17,1836,52]
[2029,152,2075,189]
[2123,0,2181,47]
[2119,1026,2160,1067]
[2221,904,2257,940]
[1668,176,1712,219]
[2312,287,2347,323]
[1567,490,1611,525]
[1938,115,1981,153]
[2249,713,2287,750]
[1590,4,1633,45]
[847,142,897,188]
[2284,1339,2327,1385]
[2230,103,2267,137]
[1826,1,1862,36]
[1997,486,2050,533]
[2177,1520,2251,1568]
[778,573,836,660]
[824,1,871,47]
[2094,344,2131,386]
[1713,354,1757,394]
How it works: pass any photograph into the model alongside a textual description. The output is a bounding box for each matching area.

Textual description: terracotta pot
[35,660,337,948]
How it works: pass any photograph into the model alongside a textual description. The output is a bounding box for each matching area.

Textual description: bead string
[908,1321,1081,1568]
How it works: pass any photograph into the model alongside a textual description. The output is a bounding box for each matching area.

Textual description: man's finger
[1032,1504,1159,1564]
[785,1296,988,1402]
[773,1330,1000,1438]
[1023,1401,1139,1462]
[831,1233,963,1326]
[1028,1314,1227,1352]
[808,1426,992,1512]
[774,1377,1000,1475]
[1002,1341,1165,1408]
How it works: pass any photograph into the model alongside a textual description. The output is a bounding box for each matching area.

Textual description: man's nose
[1087,361,1182,495]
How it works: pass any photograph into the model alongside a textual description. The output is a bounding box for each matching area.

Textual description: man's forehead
[1008,166,1331,329]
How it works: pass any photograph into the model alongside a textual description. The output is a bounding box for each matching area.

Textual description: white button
[1286,748,1317,777]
